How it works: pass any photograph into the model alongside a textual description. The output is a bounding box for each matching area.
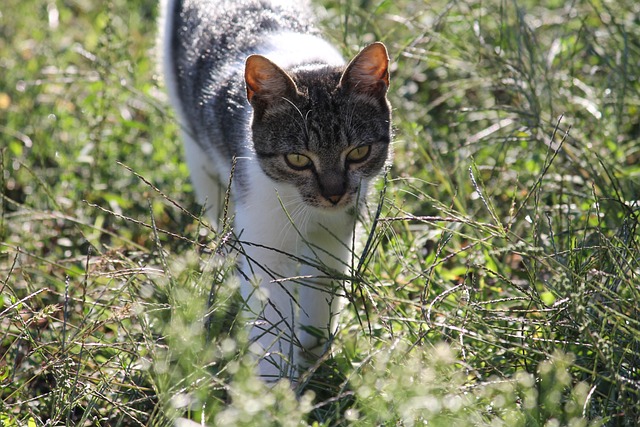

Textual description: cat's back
[166,0,304,110]
[169,0,315,77]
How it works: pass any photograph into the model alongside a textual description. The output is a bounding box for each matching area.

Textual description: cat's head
[244,42,392,211]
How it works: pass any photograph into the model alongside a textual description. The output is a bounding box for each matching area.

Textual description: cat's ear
[245,55,298,103]
[339,42,390,97]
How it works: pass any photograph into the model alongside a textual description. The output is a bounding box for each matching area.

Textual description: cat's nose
[319,173,346,205]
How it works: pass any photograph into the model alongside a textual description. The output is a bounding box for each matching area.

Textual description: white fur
[260,32,345,69]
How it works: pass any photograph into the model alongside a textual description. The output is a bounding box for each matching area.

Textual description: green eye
[346,145,371,163]
[285,153,312,170]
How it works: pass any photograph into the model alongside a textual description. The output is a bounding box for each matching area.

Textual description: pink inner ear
[245,55,269,101]
[342,43,390,93]
[245,55,296,102]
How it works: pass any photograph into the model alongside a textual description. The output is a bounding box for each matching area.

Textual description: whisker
[282,96,309,140]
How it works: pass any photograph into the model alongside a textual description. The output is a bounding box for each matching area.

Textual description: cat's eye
[346,145,371,163]
[285,153,313,170]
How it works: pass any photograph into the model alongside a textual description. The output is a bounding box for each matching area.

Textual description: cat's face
[245,43,392,210]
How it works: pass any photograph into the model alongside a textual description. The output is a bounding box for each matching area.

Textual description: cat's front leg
[295,276,346,366]
[239,253,346,382]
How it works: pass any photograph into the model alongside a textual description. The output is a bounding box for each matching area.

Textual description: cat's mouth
[313,190,359,211]
[319,194,348,209]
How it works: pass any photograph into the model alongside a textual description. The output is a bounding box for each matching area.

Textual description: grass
[1,0,639,425]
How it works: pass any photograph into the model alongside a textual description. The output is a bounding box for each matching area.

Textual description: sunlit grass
[1,0,638,425]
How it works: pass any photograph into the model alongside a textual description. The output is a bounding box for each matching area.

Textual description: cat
[160,0,392,382]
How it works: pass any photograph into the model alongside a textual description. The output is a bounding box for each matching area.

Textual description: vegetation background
[1,0,638,425]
